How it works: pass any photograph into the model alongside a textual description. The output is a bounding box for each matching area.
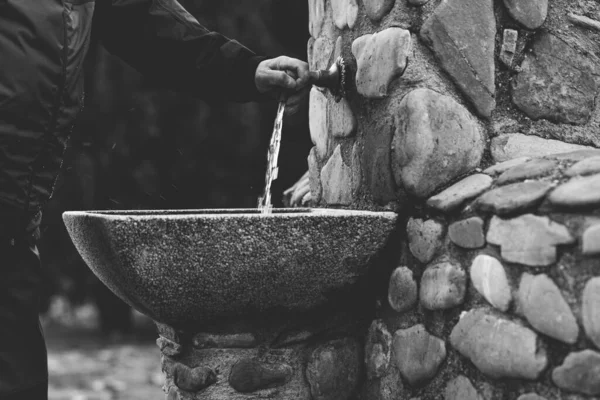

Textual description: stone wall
[308,0,600,399]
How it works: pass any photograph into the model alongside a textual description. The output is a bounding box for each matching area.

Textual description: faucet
[308,57,349,102]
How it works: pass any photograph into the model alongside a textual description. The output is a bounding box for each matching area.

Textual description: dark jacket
[0,0,266,235]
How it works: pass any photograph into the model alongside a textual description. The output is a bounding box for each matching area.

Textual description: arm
[93,0,304,103]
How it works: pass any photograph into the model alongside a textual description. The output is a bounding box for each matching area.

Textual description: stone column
[156,306,370,399]
[308,0,600,398]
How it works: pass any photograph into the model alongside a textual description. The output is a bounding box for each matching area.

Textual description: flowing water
[258,100,286,213]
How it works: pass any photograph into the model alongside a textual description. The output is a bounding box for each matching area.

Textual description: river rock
[449,217,485,249]
[420,260,466,310]
[470,255,511,311]
[388,266,418,313]
[552,350,600,396]
[364,0,395,21]
[484,157,531,175]
[503,0,548,29]
[229,359,292,393]
[308,147,322,203]
[392,88,484,198]
[332,0,357,29]
[310,88,329,159]
[475,181,552,215]
[352,28,411,99]
[496,158,557,185]
[307,338,361,400]
[420,0,496,117]
[582,224,600,255]
[565,156,600,177]
[407,218,444,264]
[491,134,594,163]
[366,320,392,378]
[450,309,548,379]
[445,375,482,400]
[518,273,579,344]
[309,0,325,37]
[329,97,356,138]
[512,32,597,125]
[427,174,493,212]
[310,37,334,71]
[548,174,600,208]
[583,278,600,349]
[487,214,575,266]
[392,325,446,386]
[172,363,217,392]
[320,145,353,205]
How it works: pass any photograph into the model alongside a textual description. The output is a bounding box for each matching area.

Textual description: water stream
[258,100,286,213]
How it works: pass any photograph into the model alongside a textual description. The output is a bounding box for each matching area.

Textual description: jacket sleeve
[92,0,268,102]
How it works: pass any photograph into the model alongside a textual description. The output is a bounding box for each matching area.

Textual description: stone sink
[63,208,397,329]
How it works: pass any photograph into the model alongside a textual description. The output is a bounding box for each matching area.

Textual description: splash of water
[258,101,286,213]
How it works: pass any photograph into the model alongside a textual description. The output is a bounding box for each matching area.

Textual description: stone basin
[63,208,397,328]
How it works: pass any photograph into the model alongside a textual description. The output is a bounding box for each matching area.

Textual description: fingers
[255,57,311,100]
[269,56,311,91]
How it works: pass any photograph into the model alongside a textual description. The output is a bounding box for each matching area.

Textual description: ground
[42,298,164,400]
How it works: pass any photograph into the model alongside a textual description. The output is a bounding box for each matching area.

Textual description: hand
[255,56,311,115]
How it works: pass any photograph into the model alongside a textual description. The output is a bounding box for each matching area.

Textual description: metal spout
[308,57,348,102]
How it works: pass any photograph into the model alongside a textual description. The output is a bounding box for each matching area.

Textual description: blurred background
[41,1,311,398]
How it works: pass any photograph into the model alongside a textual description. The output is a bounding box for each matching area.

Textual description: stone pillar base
[156,308,369,400]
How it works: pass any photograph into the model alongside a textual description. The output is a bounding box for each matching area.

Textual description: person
[0,1,311,399]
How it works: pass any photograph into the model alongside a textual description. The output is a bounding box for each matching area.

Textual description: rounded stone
[321,145,353,205]
[352,28,411,99]
[420,260,466,310]
[307,147,322,203]
[229,359,292,393]
[427,174,493,212]
[420,0,496,117]
[518,273,579,344]
[445,375,481,400]
[512,32,597,125]
[392,324,446,386]
[450,309,548,379]
[582,224,600,255]
[486,214,575,267]
[491,134,594,163]
[483,157,531,175]
[503,0,548,29]
[329,97,356,138]
[475,180,552,216]
[392,88,484,198]
[365,320,392,379]
[548,174,600,207]
[565,156,600,177]
[309,88,329,159]
[173,363,217,392]
[470,255,512,312]
[552,350,600,396]
[306,338,361,400]
[583,277,600,349]
[495,158,557,185]
[449,217,485,249]
[388,266,418,313]
[407,218,444,264]
[364,0,395,21]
